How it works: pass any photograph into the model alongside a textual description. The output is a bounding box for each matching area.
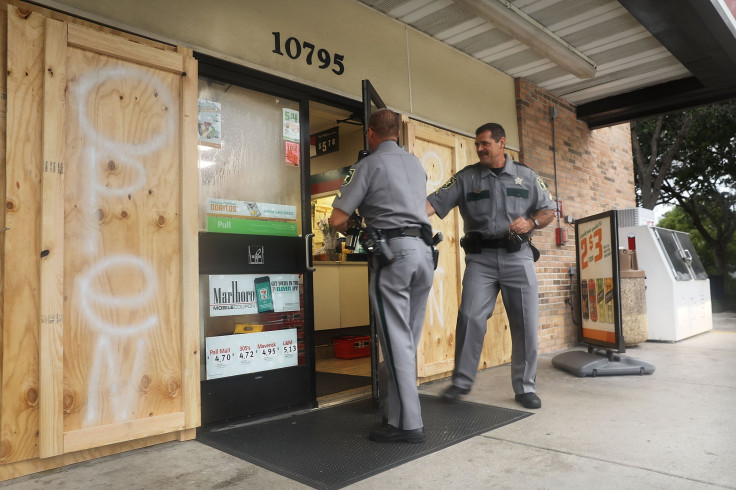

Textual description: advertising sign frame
[574,210,626,353]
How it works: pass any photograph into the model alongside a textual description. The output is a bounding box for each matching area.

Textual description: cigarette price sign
[205,329,299,380]
[575,210,625,352]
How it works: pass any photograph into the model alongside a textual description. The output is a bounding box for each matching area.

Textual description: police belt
[380,227,422,239]
[480,234,530,248]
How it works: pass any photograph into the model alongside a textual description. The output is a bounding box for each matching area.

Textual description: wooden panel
[405,119,512,380]
[63,412,185,453]
[2,2,200,469]
[0,4,8,412]
[2,4,46,464]
[0,430,182,481]
[178,47,200,430]
[62,32,184,433]
[67,23,184,73]
[38,16,66,458]
[406,121,462,378]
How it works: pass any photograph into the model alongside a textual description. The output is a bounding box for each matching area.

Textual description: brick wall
[515,78,636,353]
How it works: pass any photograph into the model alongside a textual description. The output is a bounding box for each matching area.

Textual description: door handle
[304,233,316,272]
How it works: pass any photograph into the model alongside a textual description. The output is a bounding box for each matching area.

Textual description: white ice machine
[618,225,712,342]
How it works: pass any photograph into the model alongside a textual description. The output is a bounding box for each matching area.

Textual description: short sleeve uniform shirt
[427,154,555,237]
[332,140,430,230]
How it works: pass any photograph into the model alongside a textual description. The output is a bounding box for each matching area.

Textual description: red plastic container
[332,335,371,359]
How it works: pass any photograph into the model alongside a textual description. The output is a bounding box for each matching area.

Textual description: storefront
[0,0,645,479]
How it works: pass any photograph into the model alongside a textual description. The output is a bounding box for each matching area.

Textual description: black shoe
[369,425,425,443]
[441,384,470,403]
[515,392,542,409]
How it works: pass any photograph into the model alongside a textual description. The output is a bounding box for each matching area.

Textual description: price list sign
[205,329,299,380]
[575,210,624,351]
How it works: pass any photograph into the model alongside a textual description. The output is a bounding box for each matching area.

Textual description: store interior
[309,102,372,400]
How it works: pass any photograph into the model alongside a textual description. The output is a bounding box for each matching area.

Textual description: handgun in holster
[459,232,482,254]
[431,231,443,270]
[359,226,394,265]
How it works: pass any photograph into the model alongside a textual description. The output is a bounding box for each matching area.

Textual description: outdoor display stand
[553,210,655,377]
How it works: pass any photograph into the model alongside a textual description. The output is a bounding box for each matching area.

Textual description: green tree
[631,100,736,305]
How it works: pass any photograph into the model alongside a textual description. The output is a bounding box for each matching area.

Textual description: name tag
[466,190,490,201]
[506,188,529,198]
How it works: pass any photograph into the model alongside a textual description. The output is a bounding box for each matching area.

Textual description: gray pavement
[4,312,736,489]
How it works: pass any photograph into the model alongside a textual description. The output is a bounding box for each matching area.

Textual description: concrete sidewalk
[5,313,736,489]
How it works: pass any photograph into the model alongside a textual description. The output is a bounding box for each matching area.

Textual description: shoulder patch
[435,176,456,195]
[536,176,548,192]
[341,168,355,186]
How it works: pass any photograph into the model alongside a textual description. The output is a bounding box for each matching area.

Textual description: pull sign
[248,245,265,265]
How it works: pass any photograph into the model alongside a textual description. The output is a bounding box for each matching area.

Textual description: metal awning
[357,0,736,128]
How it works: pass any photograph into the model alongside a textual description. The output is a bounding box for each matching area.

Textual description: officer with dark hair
[426,122,555,409]
[330,108,434,442]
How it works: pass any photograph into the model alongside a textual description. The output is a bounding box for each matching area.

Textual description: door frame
[195,53,363,424]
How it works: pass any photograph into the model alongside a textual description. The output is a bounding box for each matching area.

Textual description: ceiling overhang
[580,0,736,127]
[357,0,736,129]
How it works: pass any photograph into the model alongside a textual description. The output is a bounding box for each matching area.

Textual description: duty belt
[480,235,530,248]
[381,227,422,239]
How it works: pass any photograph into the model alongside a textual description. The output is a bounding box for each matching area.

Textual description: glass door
[197,74,313,424]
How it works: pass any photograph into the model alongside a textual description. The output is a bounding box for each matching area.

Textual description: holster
[431,231,443,270]
[359,227,394,265]
[459,232,482,254]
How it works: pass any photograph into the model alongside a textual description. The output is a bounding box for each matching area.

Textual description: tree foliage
[631,100,736,304]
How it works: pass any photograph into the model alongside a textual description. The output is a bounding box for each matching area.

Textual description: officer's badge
[435,176,456,194]
[341,169,355,186]
[514,176,524,186]
[537,177,548,191]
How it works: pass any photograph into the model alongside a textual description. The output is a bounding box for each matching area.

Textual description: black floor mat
[316,371,371,397]
[197,394,531,489]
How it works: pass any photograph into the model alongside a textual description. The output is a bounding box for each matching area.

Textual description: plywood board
[2,1,199,467]
[2,4,46,464]
[61,23,185,436]
[405,119,512,381]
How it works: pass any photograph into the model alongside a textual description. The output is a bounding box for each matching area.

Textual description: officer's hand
[510,217,532,235]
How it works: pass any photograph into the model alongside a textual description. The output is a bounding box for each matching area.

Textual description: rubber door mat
[197,394,531,489]
[316,372,371,397]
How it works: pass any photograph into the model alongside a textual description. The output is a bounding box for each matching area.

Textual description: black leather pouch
[505,231,523,253]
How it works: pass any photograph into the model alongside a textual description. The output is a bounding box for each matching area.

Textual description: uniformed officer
[426,122,555,409]
[330,108,434,442]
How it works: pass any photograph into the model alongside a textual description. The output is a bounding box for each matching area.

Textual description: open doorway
[308,101,372,404]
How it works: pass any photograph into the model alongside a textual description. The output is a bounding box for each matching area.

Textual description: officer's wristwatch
[531,218,540,229]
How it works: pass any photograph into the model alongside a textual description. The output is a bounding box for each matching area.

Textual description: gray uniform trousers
[452,244,539,395]
[370,236,434,431]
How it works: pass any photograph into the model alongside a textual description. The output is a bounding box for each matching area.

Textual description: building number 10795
[272,32,345,75]
[580,228,603,270]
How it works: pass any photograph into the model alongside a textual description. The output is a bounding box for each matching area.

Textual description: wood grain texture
[38,16,66,458]
[0,5,8,419]
[178,47,200,429]
[62,36,184,433]
[404,120,512,382]
[2,4,45,464]
[67,23,184,74]
[0,430,182,481]
[2,1,200,472]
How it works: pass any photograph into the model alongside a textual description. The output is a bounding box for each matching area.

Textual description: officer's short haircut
[475,123,505,142]
[369,108,400,139]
